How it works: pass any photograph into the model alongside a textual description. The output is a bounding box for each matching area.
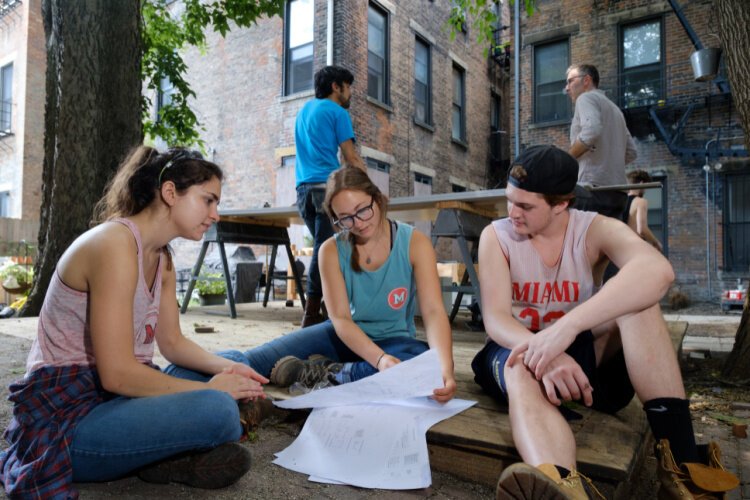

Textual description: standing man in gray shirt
[565,64,638,218]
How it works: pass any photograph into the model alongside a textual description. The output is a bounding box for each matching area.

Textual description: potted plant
[195,272,227,306]
[0,260,34,295]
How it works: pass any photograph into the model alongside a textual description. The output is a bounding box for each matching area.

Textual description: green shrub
[195,272,226,295]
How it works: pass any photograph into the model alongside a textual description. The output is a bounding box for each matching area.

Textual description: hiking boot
[496,463,604,500]
[138,442,251,489]
[656,439,739,499]
[269,355,342,388]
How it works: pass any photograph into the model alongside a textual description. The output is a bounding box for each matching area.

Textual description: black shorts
[471,331,635,415]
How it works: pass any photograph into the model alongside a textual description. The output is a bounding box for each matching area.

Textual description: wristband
[375,352,386,368]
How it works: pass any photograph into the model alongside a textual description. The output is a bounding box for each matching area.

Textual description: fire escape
[487,27,511,188]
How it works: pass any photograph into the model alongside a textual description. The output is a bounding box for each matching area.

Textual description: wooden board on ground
[265,320,689,498]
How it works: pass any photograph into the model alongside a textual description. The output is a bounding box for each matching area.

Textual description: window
[413,173,432,237]
[452,64,466,142]
[414,173,432,186]
[533,40,569,123]
[0,191,9,217]
[620,18,663,108]
[452,184,467,193]
[367,3,389,103]
[366,158,390,196]
[0,63,13,132]
[157,76,176,117]
[285,0,314,95]
[723,171,750,272]
[414,37,432,125]
[644,175,667,255]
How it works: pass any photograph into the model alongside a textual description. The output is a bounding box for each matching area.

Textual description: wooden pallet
[266,321,689,497]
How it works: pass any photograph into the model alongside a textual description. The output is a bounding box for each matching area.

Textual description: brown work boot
[496,462,604,499]
[238,398,277,435]
[656,439,739,499]
[138,442,251,489]
[301,296,325,328]
[269,355,342,388]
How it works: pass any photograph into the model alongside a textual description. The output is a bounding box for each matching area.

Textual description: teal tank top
[335,221,417,341]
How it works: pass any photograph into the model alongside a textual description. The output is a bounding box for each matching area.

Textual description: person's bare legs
[505,362,577,470]
[613,303,685,400]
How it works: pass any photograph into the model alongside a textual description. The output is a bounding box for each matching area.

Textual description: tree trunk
[21,0,143,316]
[716,0,750,381]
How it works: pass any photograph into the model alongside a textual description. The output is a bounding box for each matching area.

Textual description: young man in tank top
[472,146,737,499]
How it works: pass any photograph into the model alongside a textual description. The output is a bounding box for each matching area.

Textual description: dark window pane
[368,4,388,102]
[724,172,750,271]
[533,40,569,123]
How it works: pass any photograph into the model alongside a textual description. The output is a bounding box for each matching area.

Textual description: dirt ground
[0,301,746,499]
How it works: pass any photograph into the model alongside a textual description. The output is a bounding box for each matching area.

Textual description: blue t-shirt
[295,98,356,186]
[335,222,417,341]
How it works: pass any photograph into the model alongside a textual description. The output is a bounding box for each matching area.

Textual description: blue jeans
[164,320,429,383]
[296,183,335,298]
[70,387,241,482]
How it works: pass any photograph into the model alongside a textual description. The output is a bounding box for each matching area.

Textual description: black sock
[554,465,571,478]
[644,397,699,464]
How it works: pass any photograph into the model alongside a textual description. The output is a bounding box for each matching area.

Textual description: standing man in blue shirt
[295,66,366,327]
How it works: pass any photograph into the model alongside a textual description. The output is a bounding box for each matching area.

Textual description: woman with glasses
[166,166,456,402]
[0,147,268,498]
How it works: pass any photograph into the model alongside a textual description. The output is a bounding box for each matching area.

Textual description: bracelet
[375,352,386,368]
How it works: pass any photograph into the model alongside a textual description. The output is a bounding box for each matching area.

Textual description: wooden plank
[259,320,690,490]
[435,201,498,219]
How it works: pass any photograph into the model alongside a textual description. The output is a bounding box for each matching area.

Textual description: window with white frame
[285,0,314,95]
[367,3,389,104]
[0,191,10,217]
[0,63,13,132]
[157,76,176,122]
[620,18,663,108]
[533,40,569,123]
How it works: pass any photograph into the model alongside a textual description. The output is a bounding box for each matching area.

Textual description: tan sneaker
[496,462,604,500]
[656,439,739,499]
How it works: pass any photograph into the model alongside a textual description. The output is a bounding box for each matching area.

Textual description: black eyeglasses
[333,199,376,229]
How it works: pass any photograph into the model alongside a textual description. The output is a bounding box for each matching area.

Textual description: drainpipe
[703,138,718,299]
[513,0,520,157]
[326,0,334,65]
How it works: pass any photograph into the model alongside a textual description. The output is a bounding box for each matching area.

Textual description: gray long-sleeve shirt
[570,89,638,187]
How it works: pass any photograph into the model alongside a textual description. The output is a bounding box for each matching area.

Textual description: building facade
[508,0,748,300]
[159,0,510,269]
[0,0,44,222]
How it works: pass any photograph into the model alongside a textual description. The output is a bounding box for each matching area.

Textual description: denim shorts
[471,330,634,415]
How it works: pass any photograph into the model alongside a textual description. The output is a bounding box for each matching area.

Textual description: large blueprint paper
[273,398,475,489]
[274,348,444,410]
[270,350,477,489]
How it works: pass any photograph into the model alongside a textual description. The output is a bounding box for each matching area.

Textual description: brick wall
[171,0,510,269]
[508,0,747,301]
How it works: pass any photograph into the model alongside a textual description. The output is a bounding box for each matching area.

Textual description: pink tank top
[26,218,163,374]
[492,209,597,332]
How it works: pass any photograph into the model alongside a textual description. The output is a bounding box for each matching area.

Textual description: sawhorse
[180,220,306,318]
[431,204,492,323]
